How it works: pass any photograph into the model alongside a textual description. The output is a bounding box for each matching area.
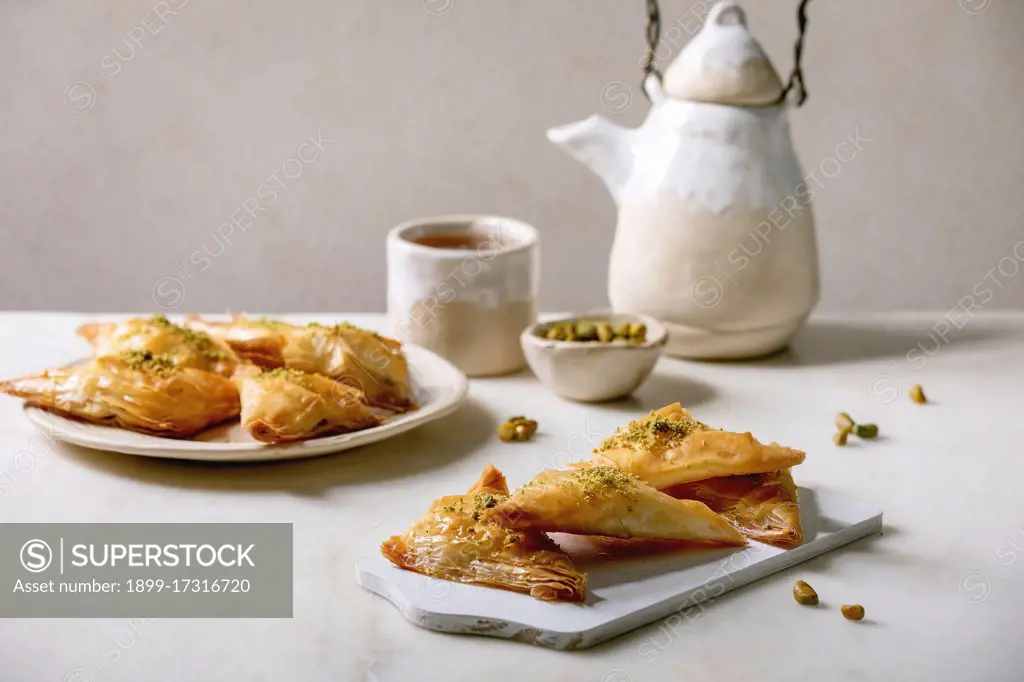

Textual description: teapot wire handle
[639,0,662,101]
[640,0,812,106]
[776,0,813,107]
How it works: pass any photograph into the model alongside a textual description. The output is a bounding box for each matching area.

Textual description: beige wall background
[1,0,1022,314]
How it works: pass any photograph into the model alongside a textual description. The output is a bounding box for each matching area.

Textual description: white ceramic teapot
[548,1,818,359]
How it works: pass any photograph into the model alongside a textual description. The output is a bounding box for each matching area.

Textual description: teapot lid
[663,2,784,106]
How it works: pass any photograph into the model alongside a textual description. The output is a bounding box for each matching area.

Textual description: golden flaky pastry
[233,365,381,444]
[482,466,746,546]
[190,316,416,412]
[665,469,803,548]
[591,403,805,489]
[284,322,416,413]
[185,315,287,369]
[381,465,587,603]
[0,351,239,437]
[78,315,239,377]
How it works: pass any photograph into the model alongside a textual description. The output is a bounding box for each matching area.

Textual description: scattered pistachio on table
[909,383,927,404]
[853,423,879,439]
[793,580,819,606]
[833,412,879,444]
[835,412,855,431]
[540,319,647,344]
[498,416,537,442]
[841,604,865,621]
[497,421,518,442]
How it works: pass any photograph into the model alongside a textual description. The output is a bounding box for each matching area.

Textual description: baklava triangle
[0,351,239,437]
[381,465,587,602]
[482,466,746,546]
[233,365,381,443]
[592,403,805,489]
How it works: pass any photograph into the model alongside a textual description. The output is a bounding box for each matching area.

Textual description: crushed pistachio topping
[251,317,292,330]
[307,321,389,342]
[471,492,507,521]
[146,315,228,361]
[119,350,179,375]
[565,466,641,502]
[438,492,508,520]
[596,414,708,453]
[307,321,362,333]
[176,327,224,358]
[258,368,312,388]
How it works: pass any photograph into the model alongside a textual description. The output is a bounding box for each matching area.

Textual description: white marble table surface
[1,311,1022,682]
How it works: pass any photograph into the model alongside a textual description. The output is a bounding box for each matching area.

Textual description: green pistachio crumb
[119,350,179,375]
[258,367,313,388]
[596,414,707,453]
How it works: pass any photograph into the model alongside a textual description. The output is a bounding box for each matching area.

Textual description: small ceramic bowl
[520,313,668,402]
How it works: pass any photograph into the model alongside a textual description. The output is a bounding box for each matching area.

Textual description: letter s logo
[20,539,52,573]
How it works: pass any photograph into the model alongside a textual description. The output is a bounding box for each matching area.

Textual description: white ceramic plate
[23,344,468,462]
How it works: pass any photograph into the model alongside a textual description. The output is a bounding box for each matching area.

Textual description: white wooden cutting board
[355,487,882,650]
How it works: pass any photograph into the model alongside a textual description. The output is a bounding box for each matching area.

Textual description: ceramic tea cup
[387,215,539,377]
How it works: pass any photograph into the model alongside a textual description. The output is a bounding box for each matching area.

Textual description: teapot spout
[547,115,634,201]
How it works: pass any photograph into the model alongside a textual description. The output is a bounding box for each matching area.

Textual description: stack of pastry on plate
[0,314,416,443]
[382,403,805,603]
